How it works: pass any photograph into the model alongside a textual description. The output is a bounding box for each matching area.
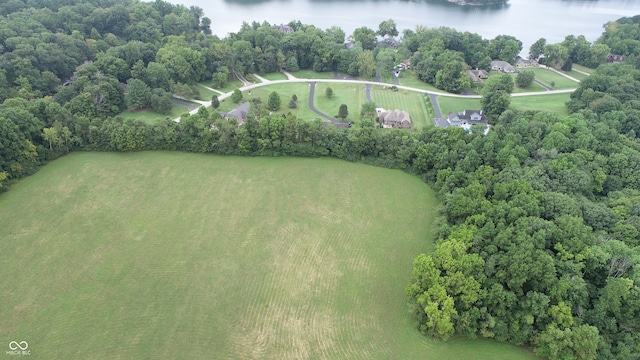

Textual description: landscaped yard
[371,86,434,129]
[0,152,539,359]
[437,96,482,117]
[527,67,580,90]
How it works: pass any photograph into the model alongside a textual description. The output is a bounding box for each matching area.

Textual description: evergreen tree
[211,95,220,109]
[267,91,281,111]
[338,104,348,119]
[125,78,151,110]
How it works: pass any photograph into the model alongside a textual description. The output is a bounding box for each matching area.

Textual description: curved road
[174,72,578,122]
[308,82,350,128]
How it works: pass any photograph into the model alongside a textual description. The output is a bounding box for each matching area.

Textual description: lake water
[170,0,637,52]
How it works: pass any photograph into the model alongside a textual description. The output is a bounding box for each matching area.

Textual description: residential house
[607,53,627,63]
[395,59,411,72]
[491,60,518,73]
[378,37,399,49]
[221,102,250,125]
[378,108,411,129]
[344,40,355,49]
[467,69,490,82]
[515,56,539,68]
[447,110,488,129]
[273,24,293,34]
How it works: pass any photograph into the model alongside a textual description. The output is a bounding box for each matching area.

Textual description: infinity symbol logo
[9,341,28,350]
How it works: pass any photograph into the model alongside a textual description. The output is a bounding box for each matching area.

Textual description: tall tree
[267,91,281,111]
[356,50,376,78]
[125,78,151,110]
[529,38,546,60]
[377,19,398,38]
[338,104,348,119]
[352,26,377,51]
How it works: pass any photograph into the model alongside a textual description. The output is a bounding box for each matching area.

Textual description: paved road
[173,72,578,122]
[365,84,375,105]
[534,79,554,91]
[171,99,199,111]
[308,82,350,128]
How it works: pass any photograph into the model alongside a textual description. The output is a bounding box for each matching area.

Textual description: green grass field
[0,152,538,359]
[563,70,589,81]
[120,105,190,124]
[371,86,434,129]
[314,83,367,123]
[196,84,221,100]
[512,80,547,93]
[437,96,482,116]
[511,92,571,115]
[247,83,320,120]
[290,69,334,79]
[527,68,580,90]
[260,72,288,81]
[397,70,443,92]
[571,64,594,74]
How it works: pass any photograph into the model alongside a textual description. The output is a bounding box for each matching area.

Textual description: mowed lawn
[234,82,320,121]
[314,83,367,123]
[437,96,482,116]
[120,104,191,124]
[527,68,580,90]
[370,86,434,129]
[511,92,571,115]
[0,152,537,360]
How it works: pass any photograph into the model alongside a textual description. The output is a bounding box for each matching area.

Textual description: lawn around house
[370,86,434,129]
[437,96,483,117]
[0,152,539,359]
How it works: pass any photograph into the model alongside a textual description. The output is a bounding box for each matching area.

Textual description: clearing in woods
[0,152,537,359]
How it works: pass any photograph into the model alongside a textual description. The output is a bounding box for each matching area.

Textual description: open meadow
[0,152,538,359]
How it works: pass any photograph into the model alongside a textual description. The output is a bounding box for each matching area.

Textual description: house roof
[468,69,489,82]
[607,53,626,62]
[448,110,487,124]
[273,24,293,33]
[380,109,410,123]
[223,102,250,120]
[491,60,517,72]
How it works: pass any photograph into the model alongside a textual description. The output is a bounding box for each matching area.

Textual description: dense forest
[0,0,639,359]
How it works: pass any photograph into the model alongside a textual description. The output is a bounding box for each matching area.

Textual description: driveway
[308,81,350,128]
